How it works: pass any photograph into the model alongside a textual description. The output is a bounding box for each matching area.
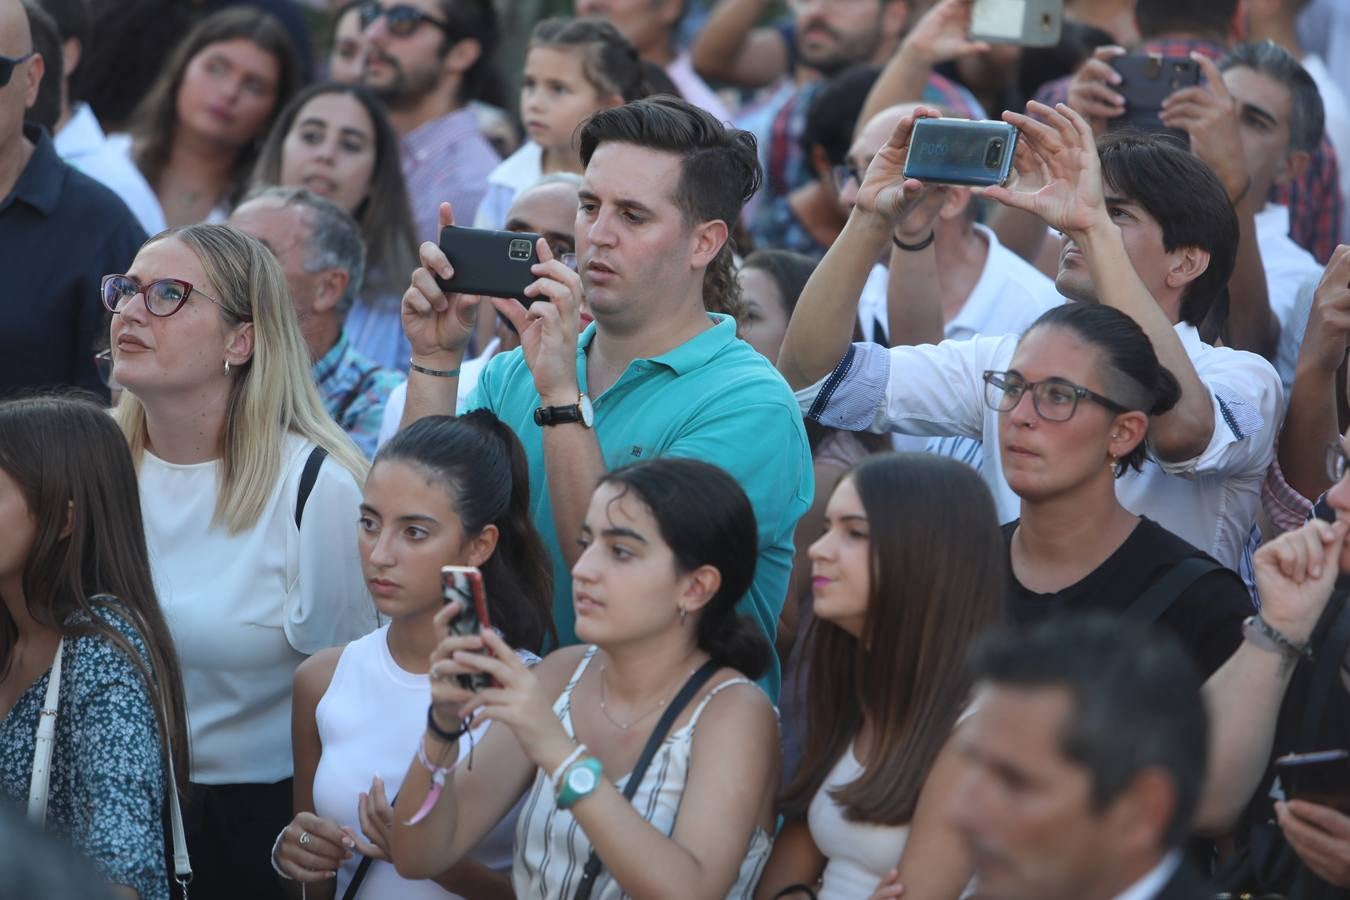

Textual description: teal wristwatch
[556,756,604,810]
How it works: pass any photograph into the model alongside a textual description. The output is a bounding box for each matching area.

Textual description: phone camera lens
[985,139,1004,168]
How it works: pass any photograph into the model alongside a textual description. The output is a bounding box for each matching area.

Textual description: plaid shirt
[749,73,986,257]
[401,106,500,244]
[1032,38,1343,262]
[313,330,405,459]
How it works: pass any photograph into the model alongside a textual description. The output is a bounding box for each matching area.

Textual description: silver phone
[970,0,1064,48]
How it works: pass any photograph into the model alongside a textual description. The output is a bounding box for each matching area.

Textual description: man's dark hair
[22,1,61,134]
[579,96,763,315]
[801,64,882,172]
[970,615,1208,848]
[1097,132,1238,326]
[1220,40,1325,154]
[436,0,500,106]
[1135,0,1238,39]
[34,0,88,97]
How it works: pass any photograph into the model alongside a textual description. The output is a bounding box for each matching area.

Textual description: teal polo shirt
[466,313,813,699]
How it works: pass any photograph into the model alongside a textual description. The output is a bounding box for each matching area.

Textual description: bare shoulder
[693,670,777,736]
[532,645,592,695]
[294,645,345,704]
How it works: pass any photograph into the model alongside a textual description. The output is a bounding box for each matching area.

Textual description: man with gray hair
[230,186,404,457]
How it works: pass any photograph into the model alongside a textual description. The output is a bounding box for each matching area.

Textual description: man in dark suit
[949,616,1213,900]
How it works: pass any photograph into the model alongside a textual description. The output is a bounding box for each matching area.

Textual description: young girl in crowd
[757,453,1005,900]
[122,7,300,228]
[106,223,374,899]
[272,412,555,899]
[251,81,420,372]
[473,17,648,231]
[0,395,189,900]
[389,457,778,899]
[991,303,1252,676]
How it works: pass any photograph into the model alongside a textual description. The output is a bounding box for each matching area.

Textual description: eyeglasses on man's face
[102,274,248,321]
[982,370,1129,423]
[358,1,453,37]
[0,51,34,89]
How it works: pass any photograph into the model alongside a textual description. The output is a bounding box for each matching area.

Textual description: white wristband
[550,744,588,791]
[270,828,295,881]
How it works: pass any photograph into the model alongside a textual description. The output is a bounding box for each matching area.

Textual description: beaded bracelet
[550,744,589,791]
[1242,615,1314,662]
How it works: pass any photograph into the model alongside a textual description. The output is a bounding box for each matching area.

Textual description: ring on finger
[299,830,312,847]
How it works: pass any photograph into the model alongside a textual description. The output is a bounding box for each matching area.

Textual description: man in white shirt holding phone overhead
[779,102,1283,575]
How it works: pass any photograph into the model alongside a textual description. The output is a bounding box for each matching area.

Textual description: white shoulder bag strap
[26,635,192,894]
[27,638,64,826]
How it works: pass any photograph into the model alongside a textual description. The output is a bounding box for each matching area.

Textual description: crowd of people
[5,0,1350,898]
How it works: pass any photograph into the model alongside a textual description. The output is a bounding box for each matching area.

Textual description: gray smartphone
[436,225,542,303]
[1107,54,1202,148]
[970,0,1064,48]
[902,118,1018,187]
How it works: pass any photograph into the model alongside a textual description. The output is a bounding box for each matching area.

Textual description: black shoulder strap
[295,446,329,530]
[573,659,721,900]
[1124,556,1224,627]
[1297,595,1350,750]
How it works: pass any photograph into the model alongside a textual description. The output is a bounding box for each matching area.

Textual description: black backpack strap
[295,446,329,530]
[1124,556,1224,627]
[573,659,721,900]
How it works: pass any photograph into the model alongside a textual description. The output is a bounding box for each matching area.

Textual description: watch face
[567,765,598,794]
[579,394,595,428]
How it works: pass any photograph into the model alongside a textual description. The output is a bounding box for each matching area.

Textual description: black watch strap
[534,403,583,426]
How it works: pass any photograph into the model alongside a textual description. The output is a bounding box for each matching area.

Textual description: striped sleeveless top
[511,647,773,899]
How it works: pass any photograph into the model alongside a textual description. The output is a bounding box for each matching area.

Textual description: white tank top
[512,647,773,900]
[312,625,533,898]
[808,745,911,900]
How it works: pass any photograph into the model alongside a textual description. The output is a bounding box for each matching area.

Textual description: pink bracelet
[406,734,460,826]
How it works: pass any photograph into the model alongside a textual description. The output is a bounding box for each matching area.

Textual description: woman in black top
[990,304,1250,676]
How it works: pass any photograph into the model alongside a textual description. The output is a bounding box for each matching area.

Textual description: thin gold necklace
[598,662,691,730]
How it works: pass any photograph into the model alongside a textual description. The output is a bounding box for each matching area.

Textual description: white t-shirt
[140,434,377,783]
[1256,203,1326,392]
[377,338,500,449]
[54,104,166,236]
[795,325,1283,571]
[667,51,733,124]
[472,142,545,231]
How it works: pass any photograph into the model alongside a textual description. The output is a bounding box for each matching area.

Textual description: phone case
[441,566,494,691]
[436,226,542,303]
[1107,55,1201,147]
[970,0,1064,48]
[1276,750,1350,814]
[903,119,1018,187]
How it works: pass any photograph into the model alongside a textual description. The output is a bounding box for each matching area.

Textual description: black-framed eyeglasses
[358,1,453,37]
[831,163,863,194]
[0,52,34,89]
[982,370,1130,422]
[1327,442,1350,483]
[101,274,248,321]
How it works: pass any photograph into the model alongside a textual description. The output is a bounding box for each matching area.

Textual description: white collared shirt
[1112,851,1182,900]
[55,104,165,235]
[796,322,1284,571]
[1258,203,1329,392]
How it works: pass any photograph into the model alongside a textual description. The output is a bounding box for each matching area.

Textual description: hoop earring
[224,360,231,375]
[678,605,686,626]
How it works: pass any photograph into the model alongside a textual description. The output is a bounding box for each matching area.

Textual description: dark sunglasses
[358,1,453,37]
[0,52,34,89]
[102,274,249,321]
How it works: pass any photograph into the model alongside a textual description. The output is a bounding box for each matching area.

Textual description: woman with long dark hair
[0,394,189,900]
[757,453,1006,900]
[388,457,779,899]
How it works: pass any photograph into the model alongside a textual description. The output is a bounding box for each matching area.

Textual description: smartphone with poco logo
[902,118,1019,187]
[436,225,542,303]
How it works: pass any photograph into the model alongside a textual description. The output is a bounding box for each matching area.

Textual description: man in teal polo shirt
[399,96,813,698]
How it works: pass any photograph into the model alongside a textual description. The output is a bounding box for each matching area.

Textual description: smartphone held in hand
[1106,54,1201,148]
[442,565,494,691]
[436,225,542,303]
[970,0,1063,48]
[1276,749,1350,814]
[903,118,1019,187]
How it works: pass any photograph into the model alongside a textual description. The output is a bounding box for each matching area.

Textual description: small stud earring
[224,359,231,375]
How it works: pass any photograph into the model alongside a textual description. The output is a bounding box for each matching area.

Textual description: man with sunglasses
[779,102,1284,578]
[0,0,144,400]
[358,0,500,247]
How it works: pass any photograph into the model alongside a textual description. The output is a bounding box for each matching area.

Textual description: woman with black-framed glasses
[996,304,1252,679]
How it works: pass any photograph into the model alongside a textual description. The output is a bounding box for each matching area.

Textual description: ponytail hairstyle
[529,17,650,104]
[1022,304,1182,476]
[375,412,555,653]
[580,96,761,324]
[596,458,770,680]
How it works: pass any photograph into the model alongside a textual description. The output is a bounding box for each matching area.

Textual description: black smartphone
[441,565,494,691]
[436,225,541,303]
[970,0,1064,48]
[1276,749,1350,814]
[1107,54,1201,147]
[902,118,1019,187]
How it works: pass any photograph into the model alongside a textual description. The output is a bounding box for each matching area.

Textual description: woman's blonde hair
[115,224,369,533]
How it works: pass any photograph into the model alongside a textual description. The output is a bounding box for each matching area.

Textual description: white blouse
[140,433,377,783]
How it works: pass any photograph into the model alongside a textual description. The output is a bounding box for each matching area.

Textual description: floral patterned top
[0,604,170,899]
